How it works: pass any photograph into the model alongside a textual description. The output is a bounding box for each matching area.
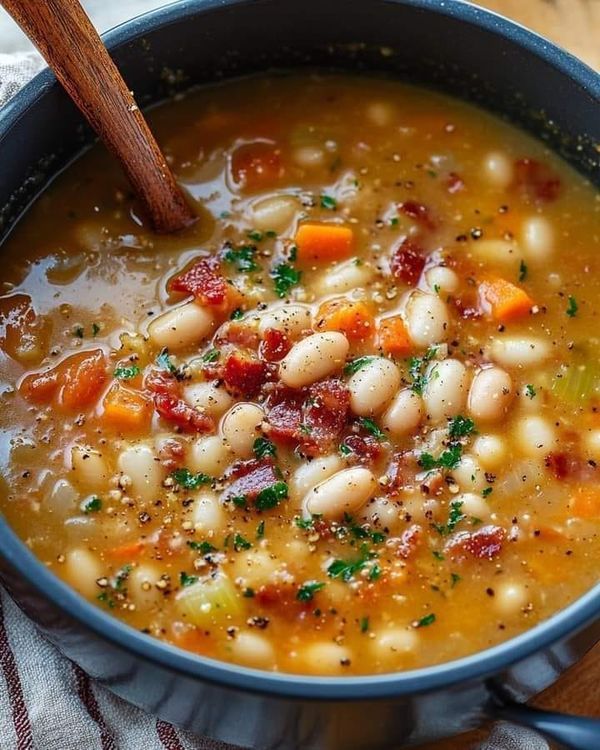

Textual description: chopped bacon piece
[216,321,260,350]
[157,438,186,471]
[453,294,483,320]
[153,393,214,433]
[446,172,465,194]
[545,451,594,482]
[399,201,436,230]
[384,451,418,496]
[395,524,422,559]
[144,367,180,398]
[445,525,506,561]
[301,378,350,456]
[170,257,229,306]
[259,328,291,362]
[254,583,309,618]
[264,387,304,444]
[223,459,280,502]
[342,434,383,465]
[514,158,561,203]
[390,238,426,286]
[231,141,284,191]
[222,351,267,397]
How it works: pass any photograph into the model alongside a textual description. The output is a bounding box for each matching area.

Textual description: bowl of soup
[0,1,599,748]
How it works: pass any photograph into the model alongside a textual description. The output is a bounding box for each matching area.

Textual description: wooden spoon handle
[2,0,196,234]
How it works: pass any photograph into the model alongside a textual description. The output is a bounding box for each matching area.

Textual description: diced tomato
[144,367,180,398]
[170,257,239,312]
[445,525,506,561]
[154,393,214,433]
[514,158,561,202]
[341,434,383,465]
[399,201,436,230]
[264,387,304,444]
[222,351,267,397]
[259,328,291,362]
[231,141,284,191]
[20,348,107,412]
[254,583,308,618]
[223,459,280,503]
[301,378,350,456]
[390,238,426,286]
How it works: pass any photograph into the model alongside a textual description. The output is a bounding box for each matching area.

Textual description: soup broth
[1,73,599,675]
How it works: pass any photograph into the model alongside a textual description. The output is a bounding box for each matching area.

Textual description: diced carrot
[478,277,534,322]
[106,540,145,560]
[377,315,412,356]
[101,383,153,432]
[570,486,600,519]
[59,349,108,411]
[294,223,354,263]
[19,348,107,411]
[315,299,374,341]
[0,293,51,366]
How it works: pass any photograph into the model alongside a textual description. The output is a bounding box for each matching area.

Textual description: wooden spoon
[2,0,196,234]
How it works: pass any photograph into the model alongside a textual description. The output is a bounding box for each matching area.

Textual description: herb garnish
[230,308,244,320]
[296,581,325,602]
[566,295,578,317]
[357,417,386,441]
[179,572,198,588]
[271,263,301,298]
[233,533,252,551]
[408,347,438,395]
[482,487,493,498]
[256,520,265,539]
[253,437,277,460]
[156,348,179,376]
[419,443,462,472]
[414,613,436,628]
[223,244,260,272]
[320,194,337,210]
[114,365,141,380]
[202,348,220,363]
[81,496,102,514]
[255,481,288,510]
[519,260,528,282]
[450,573,462,588]
[327,544,377,582]
[171,468,211,489]
[360,616,370,633]
[187,540,216,555]
[448,415,475,439]
[525,384,537,399]
[432,500,465,536]
[343,356,377,376]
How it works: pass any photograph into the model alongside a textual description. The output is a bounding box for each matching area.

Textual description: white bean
[348,357,401,417]
[453,491,490,520]
[183,381,233,418]
[300,642,352,674]
[521,216,554,263]
[471,239,522,271]
[117,444,163,502]
[279,332,349,388]
[231,550,278,588]
[489,336,551,369]
[127,564,163,611]
[47,479,78,516]
[381,389,423,436]
[290,454,344,503]
[63,548,103,598]
[583,429,600,461]
[304,467,377,520]
[258,304,312,338]
[425,266,459,294]
[482,151,513,188]
[468,366,514,422]
[148,301,214,350]
[359,496,401,530]
[422,359,468,422]
[472,434,507,470]
[221,403,265,458]
[70,445,109,492]
[494,581,529,616]
[314,259,374,295]
[293,145,325,168]
[405,292,450,347]
[229,631,276,669]
[514,416,556,457]
[451,456,487,493]
[250,194,299,232]
[370,628,419,664]
[192,492,226,533]
[188,435,232,476]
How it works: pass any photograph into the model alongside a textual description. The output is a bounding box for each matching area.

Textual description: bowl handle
[491,698,600,750]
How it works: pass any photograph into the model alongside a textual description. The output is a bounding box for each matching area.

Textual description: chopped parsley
[230,307,244,320]
[448,415,475,439]
[223,244,260,272]
[256,520,265,539]
[296,581,325,602]
[171,468,211,489]
[73,326,84,338]
[97,592,115,609]
[419,443,462,472]
[179,571,198,588]
[202,348,220,363]
[255,481,288,510]
[566,295,578,317]
[272,263,301,298]
[295,515,320,530]
[320,194,337,210]
[432,500,465,536]
[360,616,370,633]
[358,417,386,441]
[519,260,528,282]
[368,563,382,581]
[243,587,255,598]
[253,437,277,460]
[339,442,354,457]
[156,348,179,375]
[414,613,436,628]
[432,550,445,561]
[525,384,537,399]
[482,487,493,498]
[113,365,140,380]
[343,356,377,376]
[233,533,252,551]
[408,347,438,395]
[288,245,298,262]
[113,564,132,591]
[92,322,101,337]
[450,573,462,588]
[327,544,376,582]
[247,229,264,242]
[80,496,101,514]
[231,495,248,508]
[187,540,216,555]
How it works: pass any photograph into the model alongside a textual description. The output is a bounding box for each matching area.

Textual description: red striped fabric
[0,595,33,750]
[73,664,117,750]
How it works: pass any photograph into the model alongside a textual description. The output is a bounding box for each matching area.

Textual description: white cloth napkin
[0,2,552,748]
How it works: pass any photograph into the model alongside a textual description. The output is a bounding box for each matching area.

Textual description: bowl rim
[0,0,599,701]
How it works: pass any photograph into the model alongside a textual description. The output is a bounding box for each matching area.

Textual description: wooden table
[421,1,600,747]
